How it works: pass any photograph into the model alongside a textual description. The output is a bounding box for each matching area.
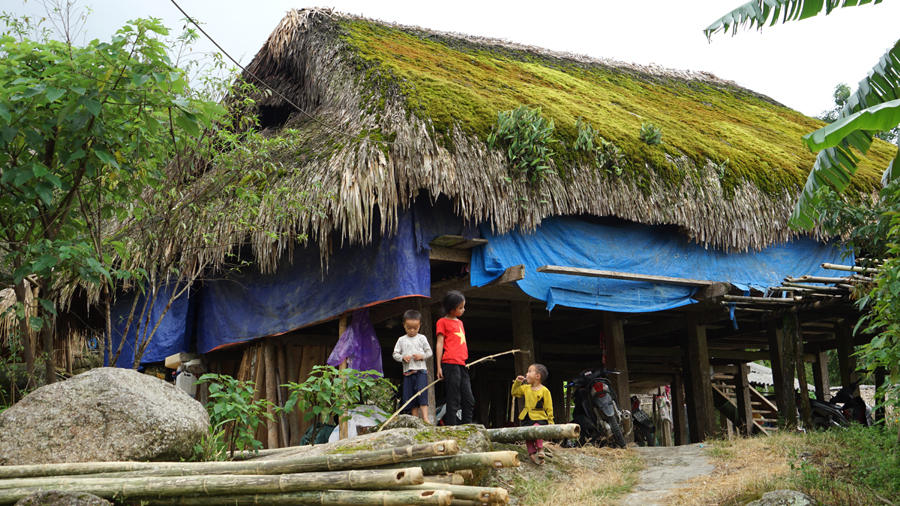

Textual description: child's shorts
[402,370,429,408]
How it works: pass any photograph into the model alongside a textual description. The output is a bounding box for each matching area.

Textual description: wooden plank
[603,312,630,428]
[811,349,830,402]
[429,235,488,249]
[428,246,471,263]
[685,313,714,442]
[537,265,716,287]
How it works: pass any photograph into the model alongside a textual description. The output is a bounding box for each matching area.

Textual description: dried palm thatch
[174,7,893,276]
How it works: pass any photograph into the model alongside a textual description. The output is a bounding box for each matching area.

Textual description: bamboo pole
[406,483,508,504]
[286,345,301,446]
[0,469,425,503]
[421,474,465,485]
[138,489,452,506]
[450,500,490,506]
[252,345,266,445]
[485,423,579,443]
[374,452,519,474]
[276,345,290,447]
[785,275,851,284]
[821,263,880,274]
[338,313,350,441]
[264,341,279,448]
[0,442,460,480]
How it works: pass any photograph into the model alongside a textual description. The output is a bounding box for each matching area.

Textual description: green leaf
[174,111,200,138]
[704,0,880,40]
[35,182,54,205]
[28,316,44,331]
[69,86,86,95]
[1,126,18,143]
[802,99,900,152]
[14,167,34,186]
[83,99,101,117]
[45,87,65,103]
[132,74,150,86]
[39,298,57,317]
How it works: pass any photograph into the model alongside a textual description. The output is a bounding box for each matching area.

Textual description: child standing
[392,310,433,422]
[436,290,474,426]
[512,363,554,465]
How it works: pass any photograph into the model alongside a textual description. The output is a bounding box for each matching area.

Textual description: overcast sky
[8,0,900,117]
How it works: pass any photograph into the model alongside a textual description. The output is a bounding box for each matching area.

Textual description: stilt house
[109,8,897,447]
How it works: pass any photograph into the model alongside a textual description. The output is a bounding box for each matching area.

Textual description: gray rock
[380,414,428,431]
[0,367,209,465]
[14,491,110,506]
[747,490,818,506]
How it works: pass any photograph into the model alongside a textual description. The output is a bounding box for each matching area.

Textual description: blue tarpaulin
[196,209,432,353]
[470,216,850,313]
[106,283,193,369]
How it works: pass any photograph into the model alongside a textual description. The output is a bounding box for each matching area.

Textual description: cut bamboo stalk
[422,474,465,485]
[0,441,460,480]
[0,468,425,503]
[454,470,474,482]
[785,275,850,284]
[252,344,266,445]
[450,500,489,506]
[139,489,453,506]
[781,282,846,293]
[407,483,508,504]
[821,263,880,274]
[375,452,519,474]
[264,340,278,448]
[275,345,290,447]
[485,423,579,443]
[722,295,800,304]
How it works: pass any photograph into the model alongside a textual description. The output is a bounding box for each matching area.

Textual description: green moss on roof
[338,18,892,197]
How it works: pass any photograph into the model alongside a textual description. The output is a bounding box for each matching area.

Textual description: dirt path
[619,444,716,506]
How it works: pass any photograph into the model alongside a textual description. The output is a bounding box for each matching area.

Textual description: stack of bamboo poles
[0,441,520,506]
[228,342,331,449]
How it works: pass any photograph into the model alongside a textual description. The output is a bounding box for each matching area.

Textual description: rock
[14,491,110,506]
[380,414,428,431]
[0,367,209,465]
[747,490,818,506]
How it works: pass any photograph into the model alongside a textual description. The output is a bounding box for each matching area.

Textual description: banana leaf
[704,0,883,39]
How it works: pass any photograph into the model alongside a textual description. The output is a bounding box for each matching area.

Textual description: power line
[168,0,398,146]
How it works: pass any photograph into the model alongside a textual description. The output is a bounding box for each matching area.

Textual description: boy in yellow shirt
[512,363,553,465]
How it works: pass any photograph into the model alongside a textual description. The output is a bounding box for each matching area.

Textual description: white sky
[7,0,900,117]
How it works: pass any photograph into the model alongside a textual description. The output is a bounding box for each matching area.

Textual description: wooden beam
[603,312,630,427]
[537,265,717,287]
[511,300,535,377]
[685,313,714,442]
[733,363,753,437]
[767,318,793,426]
[672,374,687,445]
[429,235,488,249]
[627,309,732,340]
[834,319,859,396]
[428,246,471,263]
[792,313,813,430]
[811,348,830,402]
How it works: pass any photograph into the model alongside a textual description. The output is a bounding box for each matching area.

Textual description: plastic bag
[326,308,383,375]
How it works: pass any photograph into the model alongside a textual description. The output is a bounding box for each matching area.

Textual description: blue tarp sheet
[106,283,193,369]
[471,216,850,313]
[196,209,432,353]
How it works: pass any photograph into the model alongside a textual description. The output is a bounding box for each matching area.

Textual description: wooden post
[811,347,831,402]
[489,381,507,428]
[834,319,859,396]
[476,377,490,426]
[733,363,753,437]
[286,346,301,446]
[276,344,291,447]
[510,301,534,377]
[264,341,278,448]
[338,313,349,440]
[412,298,436,423]
[767,319,794,426]
[685,313,714,442]
[550,377,564,426]
[252,345,266,446]
[603,312,630,424]
[672,374,687,445]
[780,313,799,429]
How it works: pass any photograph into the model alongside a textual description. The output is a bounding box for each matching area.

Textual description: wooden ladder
[711,380,779,436]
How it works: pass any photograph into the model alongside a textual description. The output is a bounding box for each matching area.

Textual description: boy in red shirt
[436,290,474,426]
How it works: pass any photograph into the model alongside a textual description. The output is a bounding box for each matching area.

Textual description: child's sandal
[529,453,543,465]
[536,449,546,460]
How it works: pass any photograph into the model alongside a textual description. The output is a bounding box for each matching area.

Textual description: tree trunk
[0,468,424,502]
[485,423,579,443]
[13,280,36,391]
[374,452,519,475]
[41,310,55,385]
[139,489,452,506]
[0,442,459,480]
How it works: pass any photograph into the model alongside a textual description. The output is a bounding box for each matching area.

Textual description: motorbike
[568,367,630,448]
[805,381,873,430]
[630,396,656,446]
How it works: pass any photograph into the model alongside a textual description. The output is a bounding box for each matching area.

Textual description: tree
[0,2,224,386]
[705,0,900,229]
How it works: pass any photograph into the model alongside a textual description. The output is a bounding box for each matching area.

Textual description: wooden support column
[672,373,688,445]
[811,348,831,402]
[338,313,349,440]
[550,377,564,426]
[685,313,714,442]
[767,319,794,427]
[489,380,507,428]
[834,320,859,396]
[412,298,436,423]
[263,341,278,448]
[511,301,535,377]
[733,363,753,437]
[603,312,630,419]
[788,313,812,430]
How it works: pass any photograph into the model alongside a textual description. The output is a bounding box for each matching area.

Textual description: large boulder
[0,367,209,465]
[747,490,818,506]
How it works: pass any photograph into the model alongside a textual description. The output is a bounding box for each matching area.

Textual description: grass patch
[670,425,900,506]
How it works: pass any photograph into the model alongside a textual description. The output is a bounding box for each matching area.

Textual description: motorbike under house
[568,367,632,448]
[630,396,656,446]
[805,381,874,430]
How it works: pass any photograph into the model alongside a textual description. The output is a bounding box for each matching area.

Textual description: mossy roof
[227,8,894,263]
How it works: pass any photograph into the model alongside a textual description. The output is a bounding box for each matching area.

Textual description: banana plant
[705,0,900,229]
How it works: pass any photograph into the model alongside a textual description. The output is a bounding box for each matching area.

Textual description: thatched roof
[196,8,895,272]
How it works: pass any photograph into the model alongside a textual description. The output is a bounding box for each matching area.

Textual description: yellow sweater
[511,380,554,423]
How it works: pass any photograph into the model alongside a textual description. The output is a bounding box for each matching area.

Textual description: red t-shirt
[436,317,468,365]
